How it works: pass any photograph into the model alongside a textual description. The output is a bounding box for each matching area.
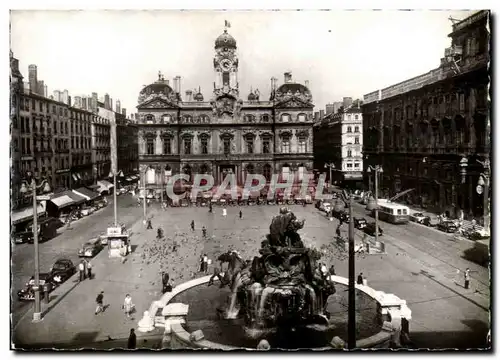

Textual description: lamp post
[143,168,147,224]
[324,163,335,190]
[19,174,51,322]
[476,158,490,235]
[366,165,383,245]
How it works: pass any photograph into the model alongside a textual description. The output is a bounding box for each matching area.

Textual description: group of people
[94,291,135,318]
[78,259,93,281]
[199,254,210,273]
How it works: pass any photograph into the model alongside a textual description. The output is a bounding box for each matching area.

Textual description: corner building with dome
[136,27,315,191]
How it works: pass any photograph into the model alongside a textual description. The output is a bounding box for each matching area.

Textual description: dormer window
[281,114,290,123]
[146,115,154,124]
[298,114,306,122]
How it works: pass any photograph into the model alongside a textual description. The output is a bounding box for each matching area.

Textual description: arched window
[298,113,307,122]
[298,136,307,153]
[347,126,352,133]
[262,114,270,122]
[145,114,154,124]
[354,126,359,133]
[245,134,254,154]
[281,134,291,153]
[281,114,290,123]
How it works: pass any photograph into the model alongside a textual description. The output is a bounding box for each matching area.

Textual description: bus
[372,201,410,224]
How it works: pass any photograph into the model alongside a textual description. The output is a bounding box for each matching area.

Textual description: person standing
[199,255,204,273]
[239,209,242,219]
[162,272,170,293]
[78,261,85,282]
[464,268,471,289]
[209,203,213,213]
[357,272,364,285]
[123,294,134,318]
[95,291,104,315]
[222,207,227,217]
[147,218,153,230]
[191,220,195,231]
[87,260,93,280]
[202,226,207,238]
[127,328,137,349]
[203,254,209,274]
[329,264,336,276]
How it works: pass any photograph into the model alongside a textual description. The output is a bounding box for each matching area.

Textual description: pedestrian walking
[87,260,93,280]
[464,268,471,289]
[78,261,85,282]
[209,203,213,213]
[202,226,207,238]
[123,294,134,318]
[320,263,328,277]
[203,254,209,274]
[222,207,227,217]
[162,272,170,293]
[127,328,137,349]
[357,272,364,285]
[191,220,195,231]
[239,209,242,219]
[336,225,341,239]
[329,264,336,276]
[199,255,204,273]
[208,265,223,286]
[147,218,153,230]
[95,291,104,315]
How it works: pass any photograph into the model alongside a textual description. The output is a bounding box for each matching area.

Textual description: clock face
[220,59,232,71]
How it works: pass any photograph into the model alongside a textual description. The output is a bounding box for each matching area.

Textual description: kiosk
[107,226,130,258]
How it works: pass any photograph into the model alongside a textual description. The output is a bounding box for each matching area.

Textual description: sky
[10,9,477,113]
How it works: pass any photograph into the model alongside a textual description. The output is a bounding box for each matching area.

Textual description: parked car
[409,212,430,224]
[437,220,458,233]
[49,258,76,283]
[17,273,55,301]
[78,238,104,257]
[14,217,61,244]
[80,206,95,217]
[354,217,367,230]
[364,222,383,237]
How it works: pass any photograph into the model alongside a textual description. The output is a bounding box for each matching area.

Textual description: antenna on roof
[448,16,461,24]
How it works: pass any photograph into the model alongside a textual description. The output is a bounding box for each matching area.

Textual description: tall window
[347,149,352,157]
[347,126,352,133]
[282,166,290,181]
[354,126,359,132]
[201,137,208,154]
[184,138,192,155]
[298,136,307,152]
[246,136,254,154]
[298,166,305,181]
[146,168,155,184]
[262,136,271,154]
[223,138,231,154]
[281,136,290,153]
[355,137,360,144]
[147,139,155,155]
[223,72,230,86]
[163,138,171,154]
[263,164,272,182]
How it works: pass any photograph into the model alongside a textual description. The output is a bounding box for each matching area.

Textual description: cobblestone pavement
[12,203,490,349]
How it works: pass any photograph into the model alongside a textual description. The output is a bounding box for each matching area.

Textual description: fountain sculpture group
[220,207,336,329]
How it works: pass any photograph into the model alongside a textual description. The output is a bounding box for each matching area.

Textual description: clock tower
[213,27,239,98]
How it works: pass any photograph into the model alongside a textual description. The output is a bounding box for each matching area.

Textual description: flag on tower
[225,20,231,28]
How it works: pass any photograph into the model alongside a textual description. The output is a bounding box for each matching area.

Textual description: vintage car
[80,206,95,217]
[78,238,104,257]
[353,217,367,230]
[17,273,55,301]
[14,217,61,244]
[409,212,430,224]
[319,201,333,213]
[437,220,458,233]
[49,258,76,282]
[364,222,384,237]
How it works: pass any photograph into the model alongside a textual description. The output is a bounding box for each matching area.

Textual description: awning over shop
[72,187,100,201]
[11,204,46,225]
[97,180,114,193]
[50,190,86,209]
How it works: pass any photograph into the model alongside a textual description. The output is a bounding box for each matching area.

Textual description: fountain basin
[150,275,410,349]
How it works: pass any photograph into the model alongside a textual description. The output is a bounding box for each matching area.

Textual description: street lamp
[324,163,335,187]
[366,165,383,246]
[19,174,51,322]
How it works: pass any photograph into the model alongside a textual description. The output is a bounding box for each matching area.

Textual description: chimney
[165,79,169,86]
[314,111,319,122]
[104,94,110,110]
[28,64,38,93]
[305,80,309,88]
[74,96,82,108]
[37,80,45,96]
[326,104,334,114]
[44,85,48,97]
[63,89,69,104]
[122,108,127,117]
[177,76,182,94]
[116,100,121,114]
[68,96,72,107]
[186,90,193,102]
[284,72,292,84]
[82,97,87,110]
[343,97,353,109]
[110,98,113,112]
[91,93,98,112]
[320,110,325,119]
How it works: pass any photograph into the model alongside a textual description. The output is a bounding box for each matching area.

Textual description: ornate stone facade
[137,26,314,188]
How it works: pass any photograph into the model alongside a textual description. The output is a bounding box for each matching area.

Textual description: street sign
[476,185,483,195]
[36,195,51,201]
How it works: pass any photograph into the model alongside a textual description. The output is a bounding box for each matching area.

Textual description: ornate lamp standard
[324,162,336,189]
[366,165,383,245]
[476,158,490,235]
[19,173,51,322]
